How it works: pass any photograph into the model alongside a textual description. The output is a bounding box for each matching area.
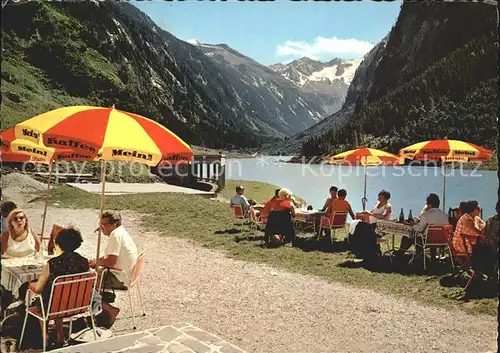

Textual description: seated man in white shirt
[89,211,139,327]
[230,185,251,215]
[397,193,449,256]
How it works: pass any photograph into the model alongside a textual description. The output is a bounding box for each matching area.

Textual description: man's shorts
[102,270,127,290]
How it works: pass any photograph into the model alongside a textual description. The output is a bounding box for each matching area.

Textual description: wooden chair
[19,271,98,352]
[101,250,146,330]
[319,211,348,243]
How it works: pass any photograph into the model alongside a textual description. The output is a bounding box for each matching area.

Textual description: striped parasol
[328,148,403,210]
[1,126,93,242]
[14,105,193,166]
[1,127,93,163]
[400,139,493,163]
[399,139,493,210]
[14,105,194,259]
[328,147,403,166]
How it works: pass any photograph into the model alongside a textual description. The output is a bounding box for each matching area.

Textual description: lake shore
[285,154,499,171]
[2,172,497,352]
[40,177,496,318]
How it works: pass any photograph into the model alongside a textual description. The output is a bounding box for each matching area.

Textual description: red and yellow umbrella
[400,139,493,163]
[2,127,93,163]
[328,147,403,166]
[14,105,193,259]
[399,139,494,210]
[1,127,94,242]
[328,148,403,210]
[14,106,193,166]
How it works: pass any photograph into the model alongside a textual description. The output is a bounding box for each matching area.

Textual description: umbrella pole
[442,163,446,212]
[40,160,54,247]
[96,160,107,260]
[362,164,367,211]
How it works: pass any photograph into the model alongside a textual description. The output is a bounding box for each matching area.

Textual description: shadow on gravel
[214,228,242,235]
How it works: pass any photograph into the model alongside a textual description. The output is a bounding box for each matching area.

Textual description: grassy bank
[48,180,496,317]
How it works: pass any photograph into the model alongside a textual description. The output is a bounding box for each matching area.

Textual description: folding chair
[319,211,348,243]
[249,208,265,230]
[444,230,478,290]
[231,204,248,224]
[19,271,98,352]
[416,224,453,271]
[101,250,146,330]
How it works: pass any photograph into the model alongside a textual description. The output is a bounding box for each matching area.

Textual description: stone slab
[51,323,246,353]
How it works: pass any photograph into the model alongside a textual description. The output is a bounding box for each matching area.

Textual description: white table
[376,220,414,254]
[1,255,53,295]
[295,210,325,234]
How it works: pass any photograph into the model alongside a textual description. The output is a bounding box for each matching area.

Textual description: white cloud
[276,36,374,61]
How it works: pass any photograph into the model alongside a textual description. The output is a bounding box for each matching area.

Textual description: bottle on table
[398,208,405,222]
[408,209,413,222]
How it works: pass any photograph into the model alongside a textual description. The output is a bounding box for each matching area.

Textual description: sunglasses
[13,216,25,221]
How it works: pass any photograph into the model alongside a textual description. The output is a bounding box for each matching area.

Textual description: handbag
[100,271,116,304]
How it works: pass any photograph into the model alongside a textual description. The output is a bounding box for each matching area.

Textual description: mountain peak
[186,39,201,46]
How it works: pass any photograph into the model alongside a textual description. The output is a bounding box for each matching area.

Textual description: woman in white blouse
[356,190,393,224]
[1,209,40,258]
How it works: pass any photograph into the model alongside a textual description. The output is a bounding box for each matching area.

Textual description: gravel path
[3,174,497,353]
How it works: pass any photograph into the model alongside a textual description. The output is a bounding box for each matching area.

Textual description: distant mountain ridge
[269,57,361,115]
[188,41,352,136]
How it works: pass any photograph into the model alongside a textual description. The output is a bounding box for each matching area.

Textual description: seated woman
[260,189,281,222]
[356,190,392,224]
[23,227,92,345]
[265,188,296,244]
[332,189,355,220]
[452,200,485,254]
[1,209,40,259]
[321,186,338,214]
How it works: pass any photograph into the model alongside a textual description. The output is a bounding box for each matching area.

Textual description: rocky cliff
[267,1,498,160]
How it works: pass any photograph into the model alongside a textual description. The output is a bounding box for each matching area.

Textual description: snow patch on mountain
[307,59,361,84]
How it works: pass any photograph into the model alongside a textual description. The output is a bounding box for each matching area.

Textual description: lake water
[226,156,499,218]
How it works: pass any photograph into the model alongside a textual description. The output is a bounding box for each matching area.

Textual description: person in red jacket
[260,189,281,221]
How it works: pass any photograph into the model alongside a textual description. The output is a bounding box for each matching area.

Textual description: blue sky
[134,1,402,65]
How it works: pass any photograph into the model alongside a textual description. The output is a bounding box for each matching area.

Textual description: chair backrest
[232,204,244,219]
[130,250,146,288]
[47,271,97,320]
[330,212,348,227]
[249,208,258,222]
[46,224,64,252]
[426,224,453,245]
[448,207,463,230]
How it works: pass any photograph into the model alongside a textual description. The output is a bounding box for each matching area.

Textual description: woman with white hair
[265,188,297,245]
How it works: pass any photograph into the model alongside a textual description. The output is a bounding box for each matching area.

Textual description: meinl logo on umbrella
[46,137,97,153]
[21,128,39,140]
[111,149,153,161]
[16,145,48,156]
